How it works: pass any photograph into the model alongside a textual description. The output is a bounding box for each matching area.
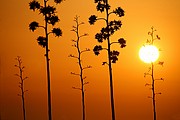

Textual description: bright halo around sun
[139,45,159,63]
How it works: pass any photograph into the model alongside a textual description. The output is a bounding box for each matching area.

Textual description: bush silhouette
[89,0,126,120]
[29,0,63,120]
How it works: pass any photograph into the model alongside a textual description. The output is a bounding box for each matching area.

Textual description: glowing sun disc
[139,45,159,63]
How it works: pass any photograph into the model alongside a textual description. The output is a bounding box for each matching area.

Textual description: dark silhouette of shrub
[89,0,126,120]
[29,0,63,120]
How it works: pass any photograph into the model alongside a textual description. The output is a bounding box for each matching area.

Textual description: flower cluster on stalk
[89,0,126,64]
[29,0,63,48]
[146,27,161,45]
[95,0,110,12]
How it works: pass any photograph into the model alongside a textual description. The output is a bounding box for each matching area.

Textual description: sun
[139,45,159,63]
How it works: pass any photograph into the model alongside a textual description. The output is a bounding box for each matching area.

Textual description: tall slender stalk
[151,63,157,120]
[151,27,157,120]
[150,27,157,120]
[89,1,126,120]
[70,16,91,120]
[29,0,63,120]
[15,56,28,120]
[43,1,52,120]
[143,27,164,120]
[105,0,115,119]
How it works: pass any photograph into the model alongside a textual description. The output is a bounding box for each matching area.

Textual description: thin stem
[108,11,114,16]
[15,57,26,120]
[151,27,154,44]
[97,17,107,21]
[110,42,119,45]
[151,63,157,120]
[74,17,86,120]
[21,79,26,120]
[44,0,52,120]
[150,27,157,120]
[105,0,116,120]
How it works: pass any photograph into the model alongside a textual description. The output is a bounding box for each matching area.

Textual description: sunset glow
[0,0,180,120]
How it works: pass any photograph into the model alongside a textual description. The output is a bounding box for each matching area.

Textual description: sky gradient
[0,0,180,120]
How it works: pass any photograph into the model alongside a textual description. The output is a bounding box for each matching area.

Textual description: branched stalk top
[89,0,126,64]
[29,0,63,48]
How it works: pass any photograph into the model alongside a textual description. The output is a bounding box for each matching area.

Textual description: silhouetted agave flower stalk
[143,27,164,120]
[15,56,28,120]
[69,16,91,120]
[29,0,63,120]
[89,0,126,120]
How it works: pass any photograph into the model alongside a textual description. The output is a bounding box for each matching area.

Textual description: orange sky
[0,0,180,120]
